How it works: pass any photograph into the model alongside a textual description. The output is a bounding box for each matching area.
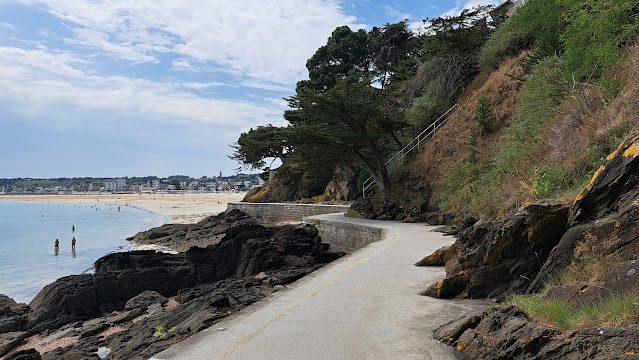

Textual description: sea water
[0,201,167,303]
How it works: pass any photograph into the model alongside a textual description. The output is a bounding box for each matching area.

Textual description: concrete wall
[227,202,350,224]
[304,215,384,253]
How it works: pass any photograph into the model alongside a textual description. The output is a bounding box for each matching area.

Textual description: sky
[0,0,500,178]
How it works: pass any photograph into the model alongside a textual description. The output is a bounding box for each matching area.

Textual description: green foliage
[531,165,569,199]
[407,93,450,130]
[231,125,290,170]
[561,0,639,81]
[438,56,567,216]
[512,292,639,330]
[475,96,497,134]
[479,0,566,71]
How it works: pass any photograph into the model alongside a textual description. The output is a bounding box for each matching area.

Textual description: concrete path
[152,213,482,360]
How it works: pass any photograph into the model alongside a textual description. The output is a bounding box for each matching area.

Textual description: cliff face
[427,133,639,359]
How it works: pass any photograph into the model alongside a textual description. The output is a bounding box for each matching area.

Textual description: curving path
[152,213,483,360]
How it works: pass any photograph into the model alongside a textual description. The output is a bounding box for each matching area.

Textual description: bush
[479,0,566,71]
[531,165,569,199]
[407,93,450,130]
[561,0,639,81]
[476,97,497,134]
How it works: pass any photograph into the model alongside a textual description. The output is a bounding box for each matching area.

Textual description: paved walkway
[152,213,482,360]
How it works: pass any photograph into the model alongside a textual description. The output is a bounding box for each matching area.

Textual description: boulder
[28,275,98,330]
[127,209,257,252]
[324,167,357,201]
[425,201,569,299]
[415,244,458,267]
[350,197,405,220]
[0,295,28,333]
[5,349,41,360]
[435,305,639,360]
[125,290,168,310]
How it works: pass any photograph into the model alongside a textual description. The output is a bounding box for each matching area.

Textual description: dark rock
[107,308,145,324]
[127,209,257,252]
[93,251,194,308]
[0,332,28,357]
[415,244,458,267]
[350,197,405,220]
[125,291,168,310]
[426,201,569,299]
[28,275,98,330]
[433,311,483,345]
[435,305,639,360]
[0,295,28,333]
[529,133,639,292]
[5,348,41,360]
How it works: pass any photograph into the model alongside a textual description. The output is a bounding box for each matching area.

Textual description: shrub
[479,0,566,71]
[561,0,639,81]
[530,165,569,199]
[476,97,497,134]
[407,93,450,130]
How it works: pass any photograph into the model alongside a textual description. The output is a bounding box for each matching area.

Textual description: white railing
[362,104,458,198]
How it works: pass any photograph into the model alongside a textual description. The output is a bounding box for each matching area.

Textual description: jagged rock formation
[127,208,257,252]
[435,305,639,360]
[0,210,342,359]
[528,133,639,292]
[324,167,358,201]
[431,133,639,358]
[424,201,568,299]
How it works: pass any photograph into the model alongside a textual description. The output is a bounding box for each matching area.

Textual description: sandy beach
[0,192,245,224]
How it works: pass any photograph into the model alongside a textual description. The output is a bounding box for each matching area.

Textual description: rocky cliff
[425,132,639,359]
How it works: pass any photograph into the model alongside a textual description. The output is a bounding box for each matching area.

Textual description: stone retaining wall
[304,215,384,253]
[227,202,350,224]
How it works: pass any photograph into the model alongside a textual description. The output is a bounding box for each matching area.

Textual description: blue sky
[0,0,498,178]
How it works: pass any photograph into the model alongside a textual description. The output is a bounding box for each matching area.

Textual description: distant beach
[0,192,246,224]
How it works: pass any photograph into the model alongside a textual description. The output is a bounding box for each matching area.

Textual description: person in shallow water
[72,224,75,232]
[54,239,60,256]
[71,237,76,250]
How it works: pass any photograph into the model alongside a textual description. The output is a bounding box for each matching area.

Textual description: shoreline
[0,192,246,224]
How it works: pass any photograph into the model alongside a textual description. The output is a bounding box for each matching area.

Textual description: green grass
[437,56,567,216]
[512,292,639,330]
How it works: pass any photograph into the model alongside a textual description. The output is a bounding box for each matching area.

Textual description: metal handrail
[362,104,458,197]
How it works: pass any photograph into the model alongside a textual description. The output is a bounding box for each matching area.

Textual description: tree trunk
[371,160,390,196]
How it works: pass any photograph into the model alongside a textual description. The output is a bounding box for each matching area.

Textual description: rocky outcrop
[529,133,639,293]
[28,275,98,330]
[415,244,458,267]
[243,162,333,203]
[349,197,406,220]
[435,305,639,360]
[1,211,342,359]
[324,167,357,201]
[424,201,569,299]
[127,208,257,252]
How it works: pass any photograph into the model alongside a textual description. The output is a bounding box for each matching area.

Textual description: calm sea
[0,201,167,303]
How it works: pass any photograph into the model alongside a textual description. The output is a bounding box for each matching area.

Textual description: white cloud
[441,0,502,18]
[0,46,283,126]
[19,0,364,84]
[0,22,15,30]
